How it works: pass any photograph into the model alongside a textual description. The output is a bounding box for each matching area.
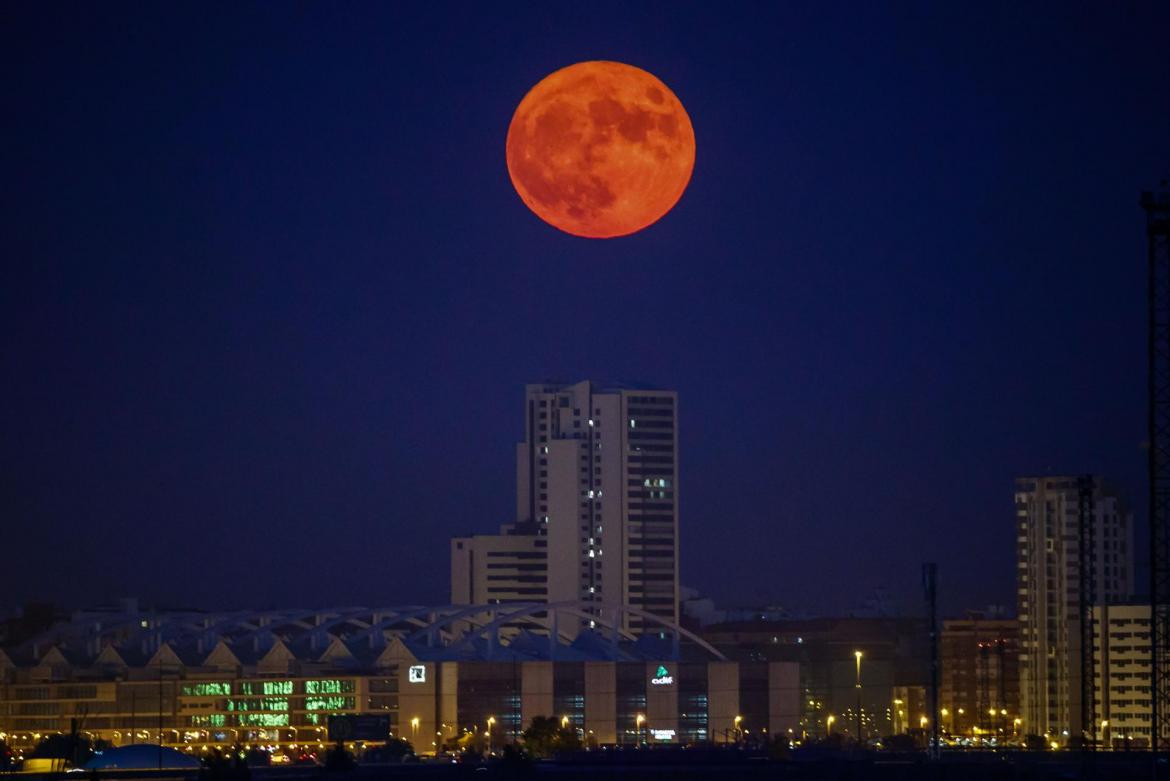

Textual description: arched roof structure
[13,603,725,667]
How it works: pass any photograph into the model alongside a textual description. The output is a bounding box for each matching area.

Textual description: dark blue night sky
[3,3,1168,615]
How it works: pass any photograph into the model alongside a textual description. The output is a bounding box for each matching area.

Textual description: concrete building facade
[939,612,1020,739]
[0,605,797,755]
[1015,476,1134,741]
[1093,604,1153,747]
[453,381,679,634]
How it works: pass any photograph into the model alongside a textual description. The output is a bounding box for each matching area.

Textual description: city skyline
[4,3,1169,619]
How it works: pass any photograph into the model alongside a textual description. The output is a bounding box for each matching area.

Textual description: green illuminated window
[237,713,289,727]
[305,696,354,711]
[226,698,289,712]
[190,714,226,727]
[238,680,293,696]
[303,679,354,695]
[181,682,231,697]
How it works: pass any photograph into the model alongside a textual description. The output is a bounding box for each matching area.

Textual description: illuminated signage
[651,729,676,741]
[408,665,426,683]
[650,665,673,686]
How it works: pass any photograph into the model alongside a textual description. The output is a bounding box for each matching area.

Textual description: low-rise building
[939,612,1020,739]
[0,603,798,755]
[1094,604,1153,747]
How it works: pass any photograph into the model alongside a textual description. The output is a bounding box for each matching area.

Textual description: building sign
[651,729,676,741]
[650,665,673,685]
[408,665,426,683]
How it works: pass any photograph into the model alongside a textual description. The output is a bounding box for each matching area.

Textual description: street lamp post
[854,651,863,744]
[826,715,835,738]
[486,717,495,756]
[635,714,645,747]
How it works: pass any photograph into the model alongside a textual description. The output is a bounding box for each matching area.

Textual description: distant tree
[0,739,14,771]
[498,742,534,776]
[767,734,791,760]
[200,746,251,781]
[882,734,917,752]
[324,741,355,771]
[1024,734,1048,751]
[28,734,109,765]
[382,737,414,762]
[521,716,581,758]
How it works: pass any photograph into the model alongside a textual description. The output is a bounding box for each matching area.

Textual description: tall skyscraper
[452,381,679,634]
[1015,476,1134,741]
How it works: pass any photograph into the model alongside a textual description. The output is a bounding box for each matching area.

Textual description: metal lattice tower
[1077,474,1096,750]
[923,562,939,759]
[1145,183,1170,754]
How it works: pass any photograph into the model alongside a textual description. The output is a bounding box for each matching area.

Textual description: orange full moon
[506,61,695,239]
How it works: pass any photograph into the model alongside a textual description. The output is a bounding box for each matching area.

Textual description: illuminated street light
[635,714,645,746]
[826,715,835,736]
[854,651,863,741]
[487,717,495,755]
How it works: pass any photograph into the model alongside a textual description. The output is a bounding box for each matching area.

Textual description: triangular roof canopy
[202,640,241,671]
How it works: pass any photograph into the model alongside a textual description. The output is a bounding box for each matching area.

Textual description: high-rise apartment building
[452,381,679,634]
[1015,476,1134,741]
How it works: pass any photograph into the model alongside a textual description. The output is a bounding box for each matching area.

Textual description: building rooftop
[4,602,724,670]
